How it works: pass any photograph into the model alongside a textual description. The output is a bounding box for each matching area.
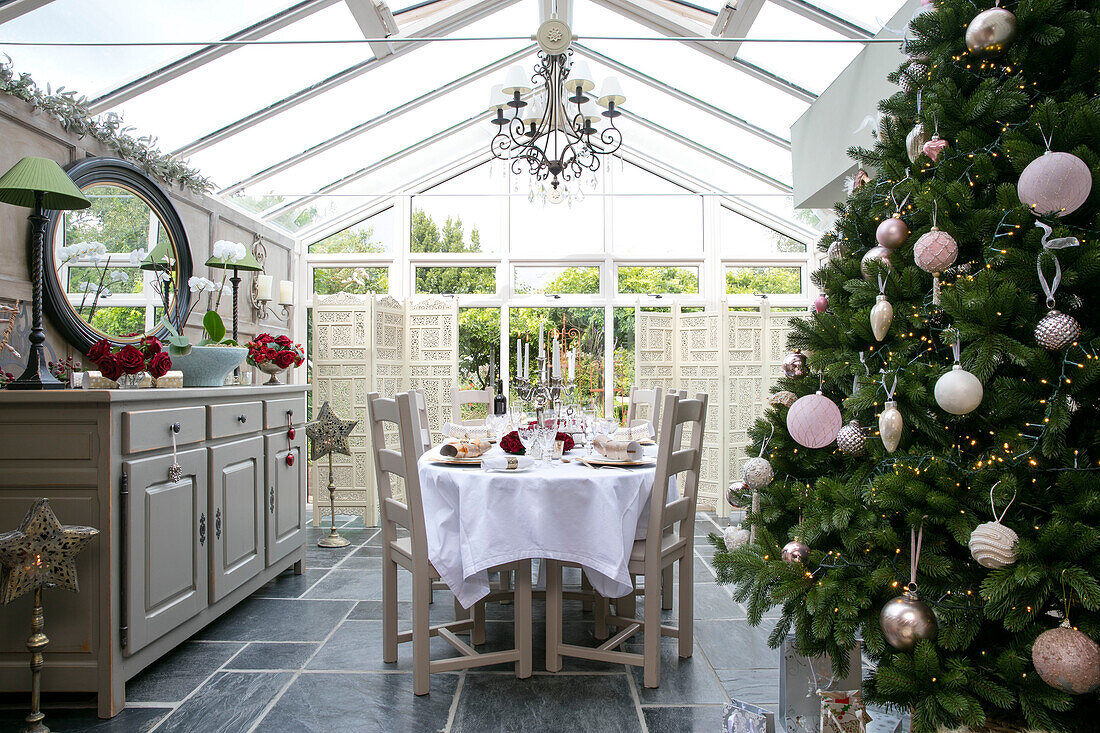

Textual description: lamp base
[8,349,64,390]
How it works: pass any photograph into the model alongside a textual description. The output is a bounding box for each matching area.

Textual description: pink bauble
[860,246,894,280]
[876,216,909,250]
[1018,151,1093,217]
[786,391,842,449]
[913,227,958,274]
[814,294,829,313]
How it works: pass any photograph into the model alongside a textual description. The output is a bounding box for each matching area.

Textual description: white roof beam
[572,43,789,151]
[344,0,399,58]
[769,0,872,39]
[539,0,572,24]
[219,44,536,196]
[87,0,341,114]
[0,0,55,25]
[709,0,766,58]
[172,0,521,158]
[586,0,816,102]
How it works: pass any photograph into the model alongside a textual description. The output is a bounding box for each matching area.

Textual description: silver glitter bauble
[836,420,866,456]
[781,538,810,564]
[782,349,808,379]
[724,524,751,551]
[965,6,1016,57]
[742,457,774,490]
[861,246,894,280]
[727,480,750,509]
[906,122,931,164]
[899,62,928,93]
[880,590,938,651]
[1032,622,1100,695]
[769,390,798,409]
[968,520,1018,568]
[1035,309,1081,351]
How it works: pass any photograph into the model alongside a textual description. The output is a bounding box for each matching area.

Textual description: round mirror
[43,158,192,353]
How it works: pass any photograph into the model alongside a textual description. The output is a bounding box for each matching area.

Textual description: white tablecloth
[419,446,671,609]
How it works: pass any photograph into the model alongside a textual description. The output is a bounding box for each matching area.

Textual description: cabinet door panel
[265,432,305,565]
[209,436,264,602]
[122,448,207,655]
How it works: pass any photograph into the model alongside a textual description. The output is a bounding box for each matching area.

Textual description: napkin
[612,423,654,442]
[482,454,534,471]
[592,435,644,461]
[442,422,490,441]
[439,438,491,458]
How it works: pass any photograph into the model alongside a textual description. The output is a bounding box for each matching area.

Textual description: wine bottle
[493,378,507,415]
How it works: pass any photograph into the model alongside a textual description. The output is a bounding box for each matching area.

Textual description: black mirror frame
[42,157,193,354]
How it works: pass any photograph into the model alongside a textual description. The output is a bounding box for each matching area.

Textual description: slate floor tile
[194,598,353,642]
[254,568,329,599]
[227,642,319,671]
[126,641,243,702]
[642,704,728,732]
[715,667,780,706]
[627,644,728,705]
[0,706,169,732]
[306,620,462,672]
[154,672,291,733]
[695,619,778,669]
[253,672,457,733]
[452,674,642,733]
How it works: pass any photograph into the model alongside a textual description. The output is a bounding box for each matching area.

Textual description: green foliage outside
[725,266,802,295]
[712,3,1100,731]
[88,306,145,337]
[617,266,699,294]
[313,267,388,296]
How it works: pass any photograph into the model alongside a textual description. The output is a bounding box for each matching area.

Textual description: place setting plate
[425,448,484,466]
[580,455,657,468]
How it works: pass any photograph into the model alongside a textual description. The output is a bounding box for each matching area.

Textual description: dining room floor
[0,512,907,733]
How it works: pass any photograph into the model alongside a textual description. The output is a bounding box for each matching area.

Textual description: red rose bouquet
[246,333,304,370]
[85,337,172,385]
[500,430,574,455]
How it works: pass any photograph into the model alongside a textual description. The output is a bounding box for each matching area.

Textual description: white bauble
[934,364,984,415]
[879,400,904,453]
[965,6,1016,57]
[906,122,931,164]
[724,524,751,551]
[870,294,894,342]
[968,521,1018,569]
[1018,151,1093,217]
[787,392,843,449]
[742,457,774,490]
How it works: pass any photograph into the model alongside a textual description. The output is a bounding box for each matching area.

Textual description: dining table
[417,444,673,611]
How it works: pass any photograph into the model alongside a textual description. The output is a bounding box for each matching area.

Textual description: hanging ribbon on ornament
[871,272,894,341]
[880,517,938,651]
[909,518,927,591]
[935,330,983,415]
[168,423,183,483]
[880,373,903,453]
[914,200,958,304]
[742,423,775,491]
[1034,221,1083,350]
[853,351,869,393]
[924,114,948,162]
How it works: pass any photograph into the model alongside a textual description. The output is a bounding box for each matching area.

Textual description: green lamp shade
[205,250,263,271]
[140,239,176,270]
[0,157,90,210]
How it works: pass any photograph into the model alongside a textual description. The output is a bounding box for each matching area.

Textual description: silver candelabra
[513,351,577,417]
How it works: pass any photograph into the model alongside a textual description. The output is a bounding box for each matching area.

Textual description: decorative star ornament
[0,499,99,604]
[306,401,357,461]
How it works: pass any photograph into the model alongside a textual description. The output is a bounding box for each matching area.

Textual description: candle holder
[305,401,358,549]
[248,237,293,323]
[513,351,578,417]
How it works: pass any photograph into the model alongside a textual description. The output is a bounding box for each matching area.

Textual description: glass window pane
[514,266,600,295]
[509,187,604,258]
[617,266,699,295]
[415,267,495,295]
[739,4,861,95]
[312,266,388,296]
[309,208,394,253]
[805,1,907,32]
[611,163,702,257]
[726,266,802,295]
[458,307,500,399]
[720,206,808,257]
[413,166,505,254]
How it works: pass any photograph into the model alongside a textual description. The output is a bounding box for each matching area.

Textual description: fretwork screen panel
[677,311,725,510]
[406,298,459,447]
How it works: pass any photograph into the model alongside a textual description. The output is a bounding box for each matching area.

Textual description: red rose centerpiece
[85,338,172,388]
[246,333,304,385]
[500,430,574,455]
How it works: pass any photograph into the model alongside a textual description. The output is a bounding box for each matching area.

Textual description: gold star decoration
[306,401,357,461]
[0,499,98,605]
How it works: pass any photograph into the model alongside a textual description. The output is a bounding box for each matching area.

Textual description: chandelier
[488,19,625,200]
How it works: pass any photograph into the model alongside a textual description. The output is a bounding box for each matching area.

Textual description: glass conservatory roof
[0,0,908,238]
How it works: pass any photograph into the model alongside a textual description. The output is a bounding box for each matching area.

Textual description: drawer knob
[237,414,248,424]
[170,422,181,434]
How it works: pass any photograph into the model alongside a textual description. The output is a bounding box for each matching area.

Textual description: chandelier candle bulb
[597,77,626,110]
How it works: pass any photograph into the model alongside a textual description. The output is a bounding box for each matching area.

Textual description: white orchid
[212,239,247,263]
[129,247,147,266]
[188,276,219,293]
[110,270,128,282]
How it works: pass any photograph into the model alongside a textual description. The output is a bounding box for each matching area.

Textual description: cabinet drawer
[123,406,205,454]
[264,396,305,430]
[208,401,263,440]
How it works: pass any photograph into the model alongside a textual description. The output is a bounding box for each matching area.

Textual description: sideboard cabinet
[0,384,309,717]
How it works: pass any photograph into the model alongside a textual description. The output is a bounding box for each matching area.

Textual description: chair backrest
[367,391,429,566]
[644,391,708,568]
[665,389,687,450]
[450,385,494,426]
[626,385,664,441]
[412,388,432,455]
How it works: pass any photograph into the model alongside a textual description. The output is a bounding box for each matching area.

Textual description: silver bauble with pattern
[742,457,774,490]
[1035,309,1081,351]
[836,420,866,456]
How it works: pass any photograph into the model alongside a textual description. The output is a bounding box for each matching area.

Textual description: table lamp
[0,157,90,389]
[205,248,263,343]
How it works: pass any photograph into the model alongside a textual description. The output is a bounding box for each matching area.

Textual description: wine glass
[581,409,597,456]
[517,422,540,462]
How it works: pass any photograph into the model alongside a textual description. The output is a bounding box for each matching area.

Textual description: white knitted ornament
[742,457,774,490]
[969,483,1019,569]
[724,524,750,551]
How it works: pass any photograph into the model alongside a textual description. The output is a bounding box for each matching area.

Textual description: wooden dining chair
[546,391,708,688]
[411,387,433,456]
[626,385,664,441]
[450,385,493,426]
[367,390,532,695]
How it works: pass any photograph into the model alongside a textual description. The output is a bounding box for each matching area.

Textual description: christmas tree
[712,2,1100,731]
